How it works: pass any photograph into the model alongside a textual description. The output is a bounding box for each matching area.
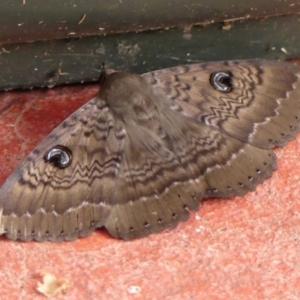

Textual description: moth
[0,59,299,242]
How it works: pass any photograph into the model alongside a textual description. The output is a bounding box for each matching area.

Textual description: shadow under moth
[0,59,299,242]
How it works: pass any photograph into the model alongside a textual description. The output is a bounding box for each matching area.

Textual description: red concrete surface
[1,78,300,299]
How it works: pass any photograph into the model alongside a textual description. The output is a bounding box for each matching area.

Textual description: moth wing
[143,60,300,148]
[0,97,125,242]
[105,110,276,240]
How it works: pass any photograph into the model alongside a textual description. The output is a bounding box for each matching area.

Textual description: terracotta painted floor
[1,75,300,299]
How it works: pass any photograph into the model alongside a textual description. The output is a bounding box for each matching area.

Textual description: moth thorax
[99,72,157,121]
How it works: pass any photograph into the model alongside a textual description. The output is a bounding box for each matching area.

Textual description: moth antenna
[98,62,107,86]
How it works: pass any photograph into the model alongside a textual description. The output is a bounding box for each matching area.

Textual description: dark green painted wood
[0,0,299,44]
[0,14,300,90]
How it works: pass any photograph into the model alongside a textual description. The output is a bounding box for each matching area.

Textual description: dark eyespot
[239,182,244,188]
[45,231,49,236]
[210,71,233,92]
[290,125,295,130]
[248,176,253,181]
[129,227,134,232]
[227,186,232,190]
[172,213,177,219]
[158,218,163,224]
[44,145,72,168]
[256,169,261,174]
[212,188,218,193]
[60,231,65,236]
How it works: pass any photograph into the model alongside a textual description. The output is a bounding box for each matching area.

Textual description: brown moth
[0,59,300,242]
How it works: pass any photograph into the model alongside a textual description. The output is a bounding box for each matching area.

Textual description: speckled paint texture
[1,66,300,299]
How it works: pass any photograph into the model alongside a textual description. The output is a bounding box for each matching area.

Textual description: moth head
[98,72,157,122]
[210,71,233,92]
[44,145,72,168]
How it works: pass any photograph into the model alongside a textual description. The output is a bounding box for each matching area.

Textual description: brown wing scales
[146,60,300,148]
[104,109,277,239]
[0,98,125,241]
